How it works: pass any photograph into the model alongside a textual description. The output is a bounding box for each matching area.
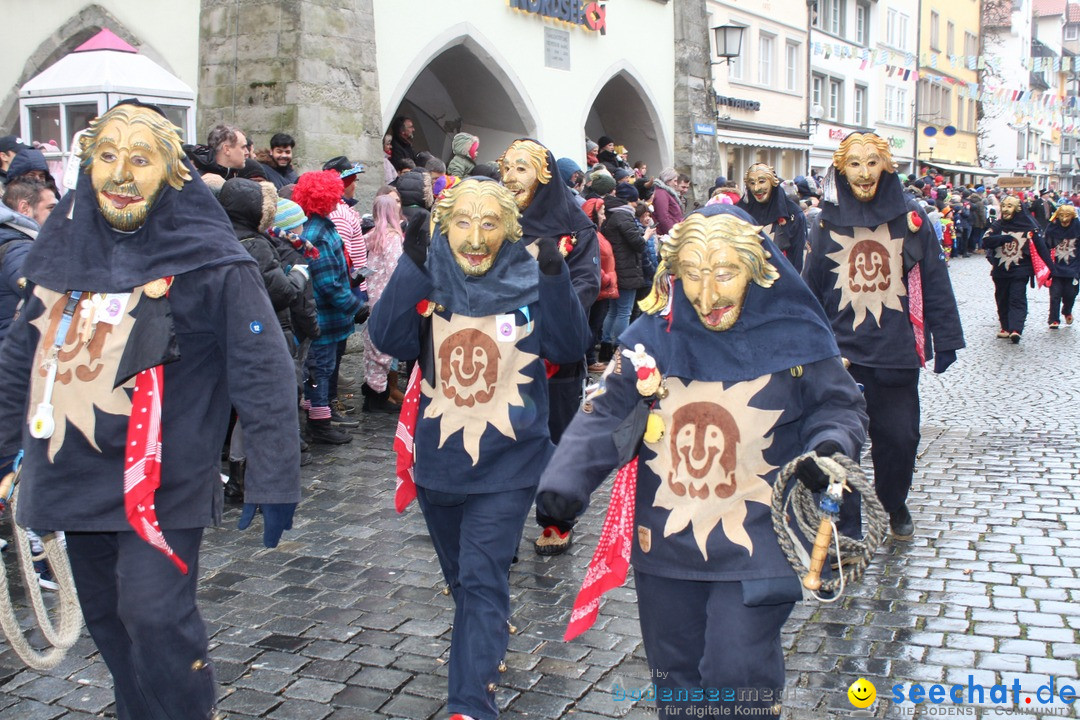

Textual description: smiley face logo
[848,677,876,709]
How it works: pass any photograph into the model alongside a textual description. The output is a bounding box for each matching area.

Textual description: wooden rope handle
[802,516,834,591]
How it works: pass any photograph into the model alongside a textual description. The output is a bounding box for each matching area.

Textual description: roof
[1035,0,1067,17]
[20,29,193,100]
[1070,3,1080,22]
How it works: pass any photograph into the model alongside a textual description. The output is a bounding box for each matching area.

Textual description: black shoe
[224,460,245,504]
[330,409,360,428]
[300,450,313,467]
[889,505,914,540]
[362,388,400,414]
[1010,331,1021,344]
[308,418,352,445]
[598,342,614,363]
[299,435,310,452]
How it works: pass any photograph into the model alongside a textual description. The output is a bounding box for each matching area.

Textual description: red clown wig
[293,170,344,218]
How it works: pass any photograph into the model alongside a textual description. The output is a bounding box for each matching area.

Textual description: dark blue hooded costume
[984,206,1055,333]
[0,115,300,719]
[803,150,964,534]
[1043,211,1080,325]
[538,205,867,717]
[367,183,590,720]
[736,175,808,272]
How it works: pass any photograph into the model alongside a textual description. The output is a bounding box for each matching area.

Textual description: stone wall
[672,0,720,208]
[198,0,384,207]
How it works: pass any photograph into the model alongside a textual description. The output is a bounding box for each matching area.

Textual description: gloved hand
[791,441,843,493]
[535,491,583,524]
[535,237,564,276]
[933,349,956,374]
[354,305,370,325]
[237,502,297,548]
[403,211,431,269]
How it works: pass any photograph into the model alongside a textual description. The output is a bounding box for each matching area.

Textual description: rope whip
[0,463,83,670]
[771,453,887,601]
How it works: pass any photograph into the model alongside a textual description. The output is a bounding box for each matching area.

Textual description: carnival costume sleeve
[0,298,36,455]
[538,262,592,365]
[367,255,432,363]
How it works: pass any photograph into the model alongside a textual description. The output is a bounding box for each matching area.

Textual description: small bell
[498,661,508,673]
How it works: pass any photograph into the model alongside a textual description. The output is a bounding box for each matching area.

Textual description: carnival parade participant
[536,205,866,718]
[736,162,808,272]
[1044,204,1080,329]
[0,100,300,719]
[802,132,964,540]
[367,178,590,720]
[983,194,1054,343]
[495,138,600,556]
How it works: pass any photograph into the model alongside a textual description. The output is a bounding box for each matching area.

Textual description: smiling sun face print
[994,231,1028,271]
[827,224,906,331]
[421,313,535,465]
[644,376,782,560]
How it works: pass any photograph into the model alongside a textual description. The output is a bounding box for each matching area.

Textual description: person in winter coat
[968,189,989,252]
[601,194,647,349]
[447,132,479,178]
[581,197,618,372]
[652,168,685,236]
[0,179,57,343]
[393,164,434,226]
[1044,204,1080,328]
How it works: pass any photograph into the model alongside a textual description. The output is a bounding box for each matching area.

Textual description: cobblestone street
[1,254,1078,720]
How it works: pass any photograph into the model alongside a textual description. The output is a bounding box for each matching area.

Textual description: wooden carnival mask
[832,133,894,203]
[498,140,551,211]
[434,179,523,277]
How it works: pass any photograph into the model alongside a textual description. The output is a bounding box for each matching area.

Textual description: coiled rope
[0,472,83,670]
[771,453,887,599]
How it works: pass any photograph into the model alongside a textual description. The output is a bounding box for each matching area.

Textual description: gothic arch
[582,61,671,175]
[382,23,541,163]
[0,4,172,134]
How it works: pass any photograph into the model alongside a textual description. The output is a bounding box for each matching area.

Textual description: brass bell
[191,659,206,671]
[507,620,517,635]
[498,661,507,673]
[487,683,497,693]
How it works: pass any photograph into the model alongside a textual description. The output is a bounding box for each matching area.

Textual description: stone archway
[0,5,169,135]
[583,63,670,178]
[382,24,540,169]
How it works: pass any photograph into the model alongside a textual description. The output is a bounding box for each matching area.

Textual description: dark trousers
[635,572,793,718]
[994,276,1030,333]
[586,299,610,364]
[329,337,348,401]
[304,341,337,409]
[1049,277,1079,324]
[970,227,987,252]
[66,529,214,720]
[417,485,535,720]
[846,365,920,516]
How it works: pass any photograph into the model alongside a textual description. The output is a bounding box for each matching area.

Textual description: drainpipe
[913,0,923,176]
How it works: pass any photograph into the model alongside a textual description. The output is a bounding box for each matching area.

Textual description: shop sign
[507,0,607,33]
[544,27,571,70]
[694,122,716,136]
[828,128,845,140]
[888,136,906,149]
[996,176,1033,188]
[715,95,761,112]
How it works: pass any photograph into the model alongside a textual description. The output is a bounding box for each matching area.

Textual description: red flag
[393,364,422,512]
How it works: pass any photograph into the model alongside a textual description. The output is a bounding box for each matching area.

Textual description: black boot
[224,460,245,503]
[363,387,400,414]
[308,417,353,445]
[598,342,614,363]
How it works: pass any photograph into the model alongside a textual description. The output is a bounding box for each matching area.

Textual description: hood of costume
[621,205,838,383]
[820,167,909,229]
[512,138,595,239]
[22,158,250,293]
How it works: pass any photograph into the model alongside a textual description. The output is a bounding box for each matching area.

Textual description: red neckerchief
[123,278,188,573]
[1030,239,1052,288]
[565,457,637,641]
[907,264,926,368]
[393,363,421,513]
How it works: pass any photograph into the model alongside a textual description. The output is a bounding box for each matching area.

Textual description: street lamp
[919,135,938,161]
[712,25,745,65]
[800,104,825,133]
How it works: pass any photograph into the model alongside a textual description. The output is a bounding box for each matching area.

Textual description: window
[968,99,977,132]
[886,8,909,51]
[856,2,869,46]
[1067,23,1080,41]
[1016,130,1025,161]
[930,11,940,51]
[957,98,964,132]
[1041,140,1052,163]
[28,105,61,147]
[941,86,952,124]
[828,0,843,36]
[786,41,800,92]
[759,34,774,86]
[885,86,908,125]
[828,78,843,121]
[812,74,825,113]
[964,32,978,58]
[947,21,955,56]
[854,85,867,126]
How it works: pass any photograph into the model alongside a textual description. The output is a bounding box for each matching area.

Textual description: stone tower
[672,0,722,207]
[198,0,383,206]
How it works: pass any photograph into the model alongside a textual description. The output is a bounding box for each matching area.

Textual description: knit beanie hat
[597,135,615,148]
[274,198,308,231]
[589,171,616,196]
[615,182,640,202]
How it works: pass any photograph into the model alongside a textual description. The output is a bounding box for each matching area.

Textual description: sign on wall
[544,28,571,70]
[507,0,607,34]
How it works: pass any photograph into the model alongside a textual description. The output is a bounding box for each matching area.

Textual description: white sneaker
[0,538,8,551]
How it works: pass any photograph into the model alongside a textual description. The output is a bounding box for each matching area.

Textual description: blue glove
[933,349,956,374]
[237,503,297,548]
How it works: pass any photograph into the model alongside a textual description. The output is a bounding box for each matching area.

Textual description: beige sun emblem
[421,313,535,465]
[1055,238,1076,265]
[994,231,1029,271]
[28,288,140,461]
[645,376,782,560]
[827,225,906,330]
